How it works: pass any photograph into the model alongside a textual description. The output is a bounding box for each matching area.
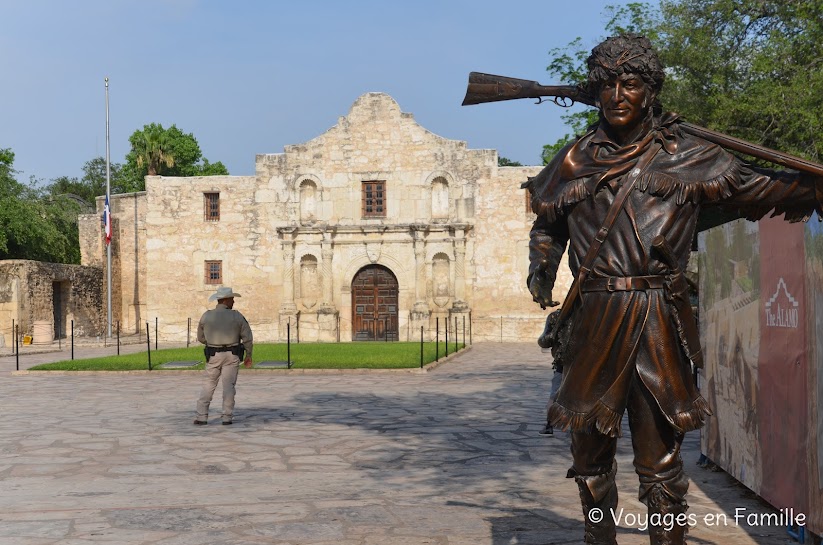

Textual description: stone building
[80,93,573,342]
[0,260,103,346]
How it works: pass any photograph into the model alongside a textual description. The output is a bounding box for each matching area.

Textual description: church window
[204,260,222,284]
[204,192,220,221]
[362,181,386,218]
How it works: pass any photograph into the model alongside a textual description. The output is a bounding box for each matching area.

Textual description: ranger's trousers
[570,376,689,544]
[196,351,241,422]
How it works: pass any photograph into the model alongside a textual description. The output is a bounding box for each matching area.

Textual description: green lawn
[27,342,467,371]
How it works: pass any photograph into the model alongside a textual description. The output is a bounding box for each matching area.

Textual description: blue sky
[0,0,654,183]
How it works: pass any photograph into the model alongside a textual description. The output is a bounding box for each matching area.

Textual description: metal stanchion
[454,316,458,352]
[469,311,472,345]
[71,320,75,360]
[187,318,191,348]
[117,321,120,356]
[15,324,19,371]
[146,322,152,371]
[420,326,424,369]
[155,317,158,350]
[287,320,291,368]
[445,317,449,357]
[463,316,466,348]
[436,318,439,362]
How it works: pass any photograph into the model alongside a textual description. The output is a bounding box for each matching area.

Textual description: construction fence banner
[699,213,823,536]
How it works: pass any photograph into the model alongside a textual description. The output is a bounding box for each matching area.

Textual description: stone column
[320,239,335,309]
[281,242,297,312]
[317,232,339,342]
[413,228,429,312]
[410,226,431,339]
[280,240,299,341]
[452,229,469,311]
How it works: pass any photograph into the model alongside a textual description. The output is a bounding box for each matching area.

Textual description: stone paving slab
[0,343,809,544]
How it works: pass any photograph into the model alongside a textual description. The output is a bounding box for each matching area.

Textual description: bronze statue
[464,34,823,545]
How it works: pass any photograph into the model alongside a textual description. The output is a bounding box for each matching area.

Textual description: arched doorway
[352,265,399,341]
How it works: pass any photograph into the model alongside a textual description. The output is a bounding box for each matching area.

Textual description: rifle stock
[463,72,823,177]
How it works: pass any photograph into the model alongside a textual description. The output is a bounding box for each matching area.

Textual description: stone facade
[0,260,104,345]
[82,93,572,342]
[79,192,148,335]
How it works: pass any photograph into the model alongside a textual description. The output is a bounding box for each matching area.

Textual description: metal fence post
[420,326,424,369]
[117,320,120,356]
[146,322,152,371]
[187,317,191,348]
[454,316,458,352]
[155,317,158,350]
[71,320,75,360]
[287,320,291,368]
[435,318,439,362]
[15,324,19,371]
[445,317,449,357]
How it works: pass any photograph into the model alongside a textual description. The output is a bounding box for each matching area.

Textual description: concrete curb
[11,345,472,376]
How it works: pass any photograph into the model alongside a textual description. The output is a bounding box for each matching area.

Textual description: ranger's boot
[575,463,618,545]
[646,485,689,545]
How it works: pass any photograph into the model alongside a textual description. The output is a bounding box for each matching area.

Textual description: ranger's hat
[209,287,242,302]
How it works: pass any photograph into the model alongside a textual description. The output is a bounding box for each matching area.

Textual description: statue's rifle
[462,72,823,177]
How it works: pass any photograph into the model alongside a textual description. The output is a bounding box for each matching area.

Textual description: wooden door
[352,265,398,341]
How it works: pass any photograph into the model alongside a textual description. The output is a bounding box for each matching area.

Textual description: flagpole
[105,77,112,338]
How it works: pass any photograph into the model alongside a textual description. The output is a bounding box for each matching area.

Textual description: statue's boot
[575,463,618,545]
[646,484,689,545]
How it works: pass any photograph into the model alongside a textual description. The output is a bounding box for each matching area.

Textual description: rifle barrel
[462,72,823,177]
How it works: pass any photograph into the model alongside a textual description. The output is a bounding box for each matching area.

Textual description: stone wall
[96,193,147,334]
[0,260,103,343]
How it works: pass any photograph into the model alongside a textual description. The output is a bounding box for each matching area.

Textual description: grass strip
[28,342,466,371]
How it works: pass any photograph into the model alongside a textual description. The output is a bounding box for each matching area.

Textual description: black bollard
[146,322,152,371]
[435,318,439,362]
[420,326,424,369]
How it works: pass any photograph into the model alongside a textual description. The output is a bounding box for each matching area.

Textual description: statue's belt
[581,275,666,292]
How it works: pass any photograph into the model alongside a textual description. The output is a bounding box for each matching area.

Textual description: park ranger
[194,287,253,425]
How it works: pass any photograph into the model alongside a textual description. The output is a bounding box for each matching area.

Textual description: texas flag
[103,195,112,246]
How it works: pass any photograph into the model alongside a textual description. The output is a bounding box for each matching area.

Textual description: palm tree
[134,124,175,176]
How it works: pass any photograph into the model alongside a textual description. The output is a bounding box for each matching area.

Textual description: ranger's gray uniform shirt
[197,304,253,359]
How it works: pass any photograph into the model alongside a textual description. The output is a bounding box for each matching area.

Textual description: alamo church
[75,93,573,343]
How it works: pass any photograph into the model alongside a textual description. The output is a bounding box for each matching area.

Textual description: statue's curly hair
[586,34,665,98]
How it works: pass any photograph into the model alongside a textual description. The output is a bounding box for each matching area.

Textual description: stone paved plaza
[0,343,802,544]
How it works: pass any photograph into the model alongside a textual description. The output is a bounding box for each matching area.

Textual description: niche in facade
[432,252,451,308]
[299,180,317,223]
[299,254,320,309]
[431,177,449,221]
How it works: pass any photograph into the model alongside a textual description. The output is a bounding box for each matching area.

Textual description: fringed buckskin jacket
[528,113,823,438]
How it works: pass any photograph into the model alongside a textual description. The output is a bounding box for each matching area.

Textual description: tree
[0,148,81,263]
[498,156,523,166]
[47,157,129,206]
[543,1,823,165]
[123,123,229,190]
